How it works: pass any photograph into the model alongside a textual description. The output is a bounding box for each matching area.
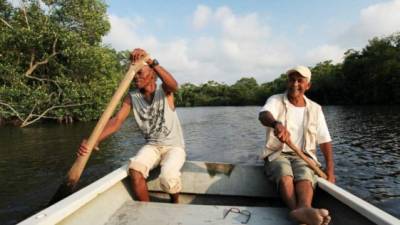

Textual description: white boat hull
[18,161,400,225]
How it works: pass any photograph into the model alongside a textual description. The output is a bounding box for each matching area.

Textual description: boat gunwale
[18,165,129,225]
[317,177,400,225]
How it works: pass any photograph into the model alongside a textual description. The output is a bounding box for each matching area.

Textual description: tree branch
[30,114,59,119]
[0,17,13,29]
[20,103,90,127]
[25,37,58,76]
[21,2,30,30]
[21,102,37,125]
[0,101,24,121]
[25,37,61,91]
[0,100,90,127]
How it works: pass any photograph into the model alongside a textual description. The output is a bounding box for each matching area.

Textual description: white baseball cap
[286,65,312,82]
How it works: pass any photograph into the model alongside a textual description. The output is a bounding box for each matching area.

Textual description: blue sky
[13,0,400,84]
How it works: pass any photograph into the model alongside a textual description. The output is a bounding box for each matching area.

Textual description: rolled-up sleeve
[317,109,332,144]
[260,95,279,118]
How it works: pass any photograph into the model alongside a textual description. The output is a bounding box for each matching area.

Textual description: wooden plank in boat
[105,201,295,225]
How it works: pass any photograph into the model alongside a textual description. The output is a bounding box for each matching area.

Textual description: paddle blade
[48,179,76,205]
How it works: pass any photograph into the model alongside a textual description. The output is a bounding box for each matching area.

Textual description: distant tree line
[176,33,400,106]
[1,0,399,127]
[175,77,285,106]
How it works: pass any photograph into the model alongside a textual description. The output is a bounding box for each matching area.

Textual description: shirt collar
[283,92,311,108]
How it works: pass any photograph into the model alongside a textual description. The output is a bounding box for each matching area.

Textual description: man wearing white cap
[259,66,335,225]
[78,48,186,203]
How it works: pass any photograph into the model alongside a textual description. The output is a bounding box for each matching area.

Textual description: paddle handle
[66,56,150,186]
[286,140,328,179]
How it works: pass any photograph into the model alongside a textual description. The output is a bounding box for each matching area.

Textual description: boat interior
[55,161,378,225]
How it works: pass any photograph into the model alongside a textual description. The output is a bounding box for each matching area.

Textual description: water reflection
[0,106,399,224]
[326,106,400,204]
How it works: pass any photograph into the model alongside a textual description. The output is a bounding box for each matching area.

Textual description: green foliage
[0,0,123,126]
[307,61,345,104]
[175,81,233,106]
[176,77,279,107]
[341,34,400,104]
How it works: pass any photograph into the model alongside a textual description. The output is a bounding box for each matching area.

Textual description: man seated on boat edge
[78,48,186,203]
[258,65,336,225]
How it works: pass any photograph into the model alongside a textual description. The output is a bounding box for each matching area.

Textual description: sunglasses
[223,207,251,224]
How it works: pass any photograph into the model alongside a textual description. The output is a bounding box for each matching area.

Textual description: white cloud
[358,0,400,37]
[8,0,22,8]
[190,37,217,61]
[305,0,400,65]
[103,6,295,84]
[11,0,400,83]
[103,14,200,83]
[194,6,290,82]
[100,1,400,84]
[336,0,400,48]
[192,5,211,30]
[306,45,346,64]
[216,7,270,41]
[102,15,151,51]
[8,0,47,9]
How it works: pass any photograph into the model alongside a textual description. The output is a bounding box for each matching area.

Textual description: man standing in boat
[259,66,335,225]
[78,48,186,203]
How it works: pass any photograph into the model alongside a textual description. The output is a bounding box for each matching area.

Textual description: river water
[0,106,399,224]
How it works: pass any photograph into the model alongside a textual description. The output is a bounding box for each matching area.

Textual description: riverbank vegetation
[176,34,400,106]
[1,0,400,126]
[0,0,124,126]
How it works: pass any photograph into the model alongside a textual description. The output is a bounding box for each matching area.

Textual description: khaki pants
[264,152,317,189]
[129,144,186,194]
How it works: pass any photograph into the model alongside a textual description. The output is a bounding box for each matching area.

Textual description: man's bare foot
[290,207,330,225]
[169,193,179,203]
[322,215,331,225]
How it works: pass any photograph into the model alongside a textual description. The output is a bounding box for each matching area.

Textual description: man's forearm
[96,117,119,145]
[320,142,335,175]
[259,111,278,127]
[153,65,178,93]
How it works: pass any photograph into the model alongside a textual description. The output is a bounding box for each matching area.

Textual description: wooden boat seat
[147,161,278,198]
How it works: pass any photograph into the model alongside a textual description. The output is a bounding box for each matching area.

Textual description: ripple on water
[1,106,400,224]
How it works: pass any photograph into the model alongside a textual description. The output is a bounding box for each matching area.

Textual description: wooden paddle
[49,55,150,204]
[285,140,328,179]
